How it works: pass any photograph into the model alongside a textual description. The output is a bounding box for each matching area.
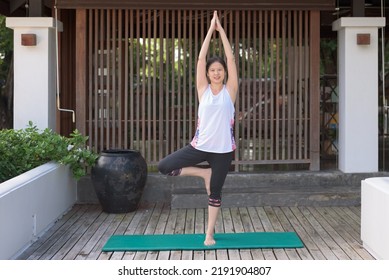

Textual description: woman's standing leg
[204,152,233,245]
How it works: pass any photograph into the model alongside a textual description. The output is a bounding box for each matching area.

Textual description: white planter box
[0,162,76,259]
[361,177,389,260]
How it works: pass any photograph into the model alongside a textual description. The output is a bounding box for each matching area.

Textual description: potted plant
[0,121,98,183]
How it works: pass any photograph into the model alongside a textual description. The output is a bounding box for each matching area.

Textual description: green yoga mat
[102,232,303,251]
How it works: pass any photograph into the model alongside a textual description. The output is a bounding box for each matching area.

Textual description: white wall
[0,162,76,259]
[361,177,389,259]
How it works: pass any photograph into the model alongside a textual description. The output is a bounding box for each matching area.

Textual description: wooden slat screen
[81,9,318,170]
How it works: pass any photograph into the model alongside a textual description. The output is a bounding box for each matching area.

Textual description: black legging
[158,145,233,207]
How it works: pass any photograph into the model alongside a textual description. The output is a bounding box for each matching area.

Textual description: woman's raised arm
[196,12,217,101]
[215,12,238,103]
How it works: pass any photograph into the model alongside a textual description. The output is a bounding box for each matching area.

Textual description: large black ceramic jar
[91,149,147,213]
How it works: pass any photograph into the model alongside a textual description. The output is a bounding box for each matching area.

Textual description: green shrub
[0,121,98,183]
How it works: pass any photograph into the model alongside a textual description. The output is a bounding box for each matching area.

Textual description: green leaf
[0,121,98,183]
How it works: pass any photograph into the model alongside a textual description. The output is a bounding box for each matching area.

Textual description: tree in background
[0,15,13,129]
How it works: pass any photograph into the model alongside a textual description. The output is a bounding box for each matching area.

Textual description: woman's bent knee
[157,159,169,175]
[158,159,182,176]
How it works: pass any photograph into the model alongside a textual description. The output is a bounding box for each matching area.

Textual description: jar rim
[100,149,140,155]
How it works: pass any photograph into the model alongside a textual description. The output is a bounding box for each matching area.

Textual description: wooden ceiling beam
[351,0,365,16]
[28,0,44,16]
[10,0,25,14]
[56,0,336,10]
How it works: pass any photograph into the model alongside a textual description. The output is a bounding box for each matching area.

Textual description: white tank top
[191,85,236,153]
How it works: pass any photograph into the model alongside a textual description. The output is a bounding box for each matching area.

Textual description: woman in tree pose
[158,11,238,246]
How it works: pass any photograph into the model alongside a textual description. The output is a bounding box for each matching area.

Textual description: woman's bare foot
[204,233,216,246]
[203,168,212,196]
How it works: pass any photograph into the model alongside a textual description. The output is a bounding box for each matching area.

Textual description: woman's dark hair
[206,56,227,74]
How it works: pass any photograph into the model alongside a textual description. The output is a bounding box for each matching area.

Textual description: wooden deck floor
[17,203,374,260]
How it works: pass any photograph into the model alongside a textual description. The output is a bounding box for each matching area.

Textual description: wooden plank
[27,205,91,260]
[98,10,104,150]
[270,206,302,260]
[170,208,187,260]
[307,207,362,260]
[347,206,362,220]
[246,207,265,260]
[280,10,286,160]
[326,206,364,246]
[325,207,361,242]
[157,208,178,260]
[94,214,127,260]
[62,207,109,260]
[247,207,265,231]
[239,207,254,232]
[204,243,217,260]
[337,206,362,227]
[105,9,111,148]
[104,211,137,260]
[73,212,113,260]
[275,11,281,160]
[181,208,195,260]
[193,208,205,260]
[297,207,351,260]
[91,9,98,149]
[75,9,87,134]
[232,208,252,260]
[255,207,276,260]
[109,205,145,260]
[52,205,102,259]
[255,207,273,232]
[17,205,82,260]
[264,206,289,260]
[273,207,312,260]
[124,9,131,149]
[309,10,321,170]
[280,207,326,260]
[239,207,265,259]
[117,10,123,147]
[215,207,229,260]
[134,202,164,260]
[287,207,339,259]
[298,11,303,160]
[81,212,123,260]
[333,207,373,260]
[222,208,241,260]
[318,207,361,235]
[312,207,374,260]
[121,203,156,260]
[262,248,277,260]
[115,203,155,260]
[146,203,171,260]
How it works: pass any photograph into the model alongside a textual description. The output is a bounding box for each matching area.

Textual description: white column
[332,17,385,173]
[6,17,62,130]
